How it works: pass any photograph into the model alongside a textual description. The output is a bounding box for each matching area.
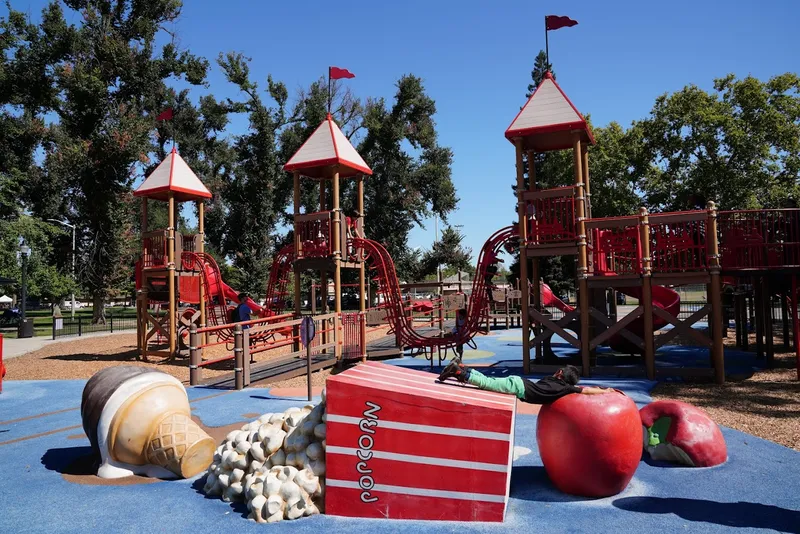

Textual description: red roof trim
[505,120,589,139]
[283,156,372,177]
[328,114,341,161]
[168,146,177,188]
[133,184,212,199]
[548,75,595,145]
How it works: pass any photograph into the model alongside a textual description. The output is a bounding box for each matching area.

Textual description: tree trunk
[92,293,106,324]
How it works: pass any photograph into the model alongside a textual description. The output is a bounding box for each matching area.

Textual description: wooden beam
[530,309,580,348]
[516,139,531,373]
[653,305,713,348]
[589,306,644,349]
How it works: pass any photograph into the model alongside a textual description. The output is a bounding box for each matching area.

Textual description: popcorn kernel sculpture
[81,366,215,479]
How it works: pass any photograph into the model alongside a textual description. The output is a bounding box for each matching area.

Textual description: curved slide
[352,225,518,351]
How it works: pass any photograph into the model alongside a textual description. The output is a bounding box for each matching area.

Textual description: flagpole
[544,16,549,67]
[327,67,332,115]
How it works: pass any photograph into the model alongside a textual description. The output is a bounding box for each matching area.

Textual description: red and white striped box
[325,361,516,522]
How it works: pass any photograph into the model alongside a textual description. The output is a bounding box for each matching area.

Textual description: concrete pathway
[1,330,134,360]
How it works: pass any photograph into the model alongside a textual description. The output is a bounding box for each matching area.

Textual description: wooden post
[755,277,765,359]
[243,329,251,387]
[639,208,655,380]
[782,290,790,350]
[293,172,302,352]
[358,175,366,323]
[582,146,592,220]
[763,277,774,367]
[234,324,244,390]
[793,276,800,380]
[197,200,207,345]
[515,139,530,374]
[189,325,200,385]
[332,171,342,358]
[526,149,542,360]
[138,198,148,358]
[707,201,725,384]
[573,136,590,377]
[167,192,177,359]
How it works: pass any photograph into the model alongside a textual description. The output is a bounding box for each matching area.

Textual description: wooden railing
[296,211,333,259]
[190,312,338,389]
[142,230,168,268]
[648,211,708,273]
[718,209,800,269]
[586,216,642,275]
[523,187,577,245]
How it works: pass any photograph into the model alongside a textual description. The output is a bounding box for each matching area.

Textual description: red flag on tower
[329,67,355,80]
[545,15,578,31]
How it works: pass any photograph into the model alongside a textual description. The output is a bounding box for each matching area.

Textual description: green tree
[0,216,75,302]
[419,226,472,278]
[358,75,457,279]
[635,73,800,211]
[3,1,208,322]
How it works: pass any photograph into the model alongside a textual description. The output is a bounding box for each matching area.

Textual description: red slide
[540,283,575,313]
[609,284,680,354]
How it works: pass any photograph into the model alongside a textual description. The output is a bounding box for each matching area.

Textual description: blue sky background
[7,0,800,261]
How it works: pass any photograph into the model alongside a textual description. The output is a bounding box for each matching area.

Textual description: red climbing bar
[718,209,800,269]
[295,211,333,259]
[586,216,642,275]
[523,187,577,245]
[141,230,168,268]
[648,211,708,273]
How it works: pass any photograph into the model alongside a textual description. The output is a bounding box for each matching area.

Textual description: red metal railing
[649,212,708,273]
[587,216,642,275]
[524,187,577,245]
[718,209,800,269]
[341,312,364,360]
[142,230,168,268]
[296,211,333,259]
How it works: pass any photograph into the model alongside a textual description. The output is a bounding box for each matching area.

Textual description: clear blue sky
[8,0,800,261]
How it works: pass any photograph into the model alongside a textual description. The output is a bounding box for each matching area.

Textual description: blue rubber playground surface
[1,329,798,533]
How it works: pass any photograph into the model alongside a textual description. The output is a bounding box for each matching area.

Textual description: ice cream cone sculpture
[81,366,215,479]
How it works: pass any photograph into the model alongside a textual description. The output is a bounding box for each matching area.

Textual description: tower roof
[283,114,372,179]
[133,148,212,202]
[505,72,595,152]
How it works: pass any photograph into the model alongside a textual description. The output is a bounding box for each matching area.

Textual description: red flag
[156,108,174,121]
[329,67,355,80]
[545,15,578,31]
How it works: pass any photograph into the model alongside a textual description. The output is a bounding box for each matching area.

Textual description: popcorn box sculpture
[325,362,516,522]
[81,366,215,479]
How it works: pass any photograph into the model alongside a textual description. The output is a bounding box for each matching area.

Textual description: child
[233,292,253,330]
[438,362,611,404]
[450,308,467,358]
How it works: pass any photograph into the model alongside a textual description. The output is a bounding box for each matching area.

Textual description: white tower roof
[284,114,372,178]
[134,148,212,202]
[505,72,594,152]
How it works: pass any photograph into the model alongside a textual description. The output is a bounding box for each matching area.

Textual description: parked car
[63,301,86,309]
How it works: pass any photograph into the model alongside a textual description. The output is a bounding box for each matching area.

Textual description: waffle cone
[145,412,215,478]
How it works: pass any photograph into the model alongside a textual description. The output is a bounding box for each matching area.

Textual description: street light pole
[47,219,76,319]
[18,242,30,337]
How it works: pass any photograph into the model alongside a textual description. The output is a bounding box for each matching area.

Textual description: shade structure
[505,72,594,152]
[283,114,372,179]
[134,147,212,202]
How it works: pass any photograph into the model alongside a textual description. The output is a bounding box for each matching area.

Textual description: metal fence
[52,314,137,339]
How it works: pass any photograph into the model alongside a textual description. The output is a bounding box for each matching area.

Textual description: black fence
[52,314,137,339]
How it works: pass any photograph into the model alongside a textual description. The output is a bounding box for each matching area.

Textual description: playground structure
[136,74,800,387]
[509,71,800,382]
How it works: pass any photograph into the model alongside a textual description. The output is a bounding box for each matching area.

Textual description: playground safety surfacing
[1,331,798,533]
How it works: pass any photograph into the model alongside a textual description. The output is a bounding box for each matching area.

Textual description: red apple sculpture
[537,390,642,498]
[640,400,727,467]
